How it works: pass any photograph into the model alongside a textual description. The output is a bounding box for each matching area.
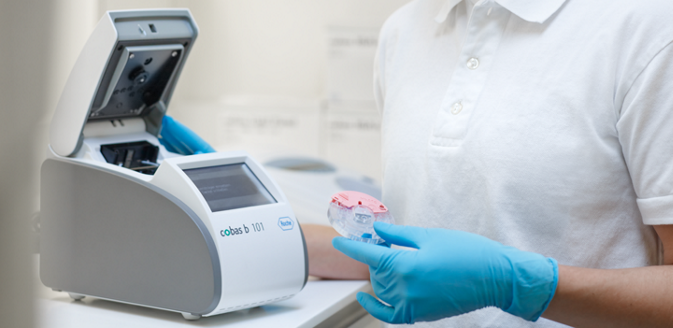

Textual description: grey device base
[68,293,85,301]
[181,313,202,321]
[40,158,222,315]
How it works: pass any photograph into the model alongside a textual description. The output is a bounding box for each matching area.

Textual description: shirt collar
[435,0,567,24]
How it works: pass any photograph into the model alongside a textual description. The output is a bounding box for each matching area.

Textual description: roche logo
[278,217,294,231]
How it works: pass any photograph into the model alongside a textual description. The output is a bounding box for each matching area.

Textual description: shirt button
[451,102,463,115]
[467,57,479,70]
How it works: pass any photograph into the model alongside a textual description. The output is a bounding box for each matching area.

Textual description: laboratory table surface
[34,255,374,328]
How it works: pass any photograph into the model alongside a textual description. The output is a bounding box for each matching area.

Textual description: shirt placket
[430,1,510,147]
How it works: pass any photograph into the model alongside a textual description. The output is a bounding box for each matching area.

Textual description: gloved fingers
[160,115,216,155]
[357,292,397,323]
[332,237,395,268]
[158,134,179,153]
[181,130,215,154]
[369,273,387,296]
[373,222,425,249]
[368,268,399,306]
[369,266,392,295]
[169,119,215,154]
[370,284,396,307]
[159,125,190,154]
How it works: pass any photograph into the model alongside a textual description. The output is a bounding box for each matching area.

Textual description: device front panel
[172,156,306,314]
[207,204,305,314]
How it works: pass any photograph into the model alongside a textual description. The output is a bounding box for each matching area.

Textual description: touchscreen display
[183,163,276,212]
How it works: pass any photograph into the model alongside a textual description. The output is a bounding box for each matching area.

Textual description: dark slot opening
[100,141,159,175]
[149,24,157,33]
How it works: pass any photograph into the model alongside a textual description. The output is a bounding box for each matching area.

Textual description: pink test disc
[327,191,394,244]
[331,191,388,213]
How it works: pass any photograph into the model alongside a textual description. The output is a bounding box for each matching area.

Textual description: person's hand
[159,115,215,155]
[332,222,558,324]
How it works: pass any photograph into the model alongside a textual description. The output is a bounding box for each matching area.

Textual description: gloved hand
[332,222,558,324]
[159,115,216,155]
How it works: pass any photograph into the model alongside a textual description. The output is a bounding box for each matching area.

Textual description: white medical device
[40,9,307,320]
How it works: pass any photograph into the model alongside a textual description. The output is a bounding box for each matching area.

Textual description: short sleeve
[617,41,673,225]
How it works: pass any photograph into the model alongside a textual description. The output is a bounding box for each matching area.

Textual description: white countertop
[34,256,372,328]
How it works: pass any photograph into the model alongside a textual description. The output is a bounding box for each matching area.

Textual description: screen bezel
[182,162,277,213]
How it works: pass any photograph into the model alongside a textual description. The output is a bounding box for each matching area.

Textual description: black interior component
[92,46,181,120]
[89,38,191,121]
[100,141,159,174]
[129,66,148,84]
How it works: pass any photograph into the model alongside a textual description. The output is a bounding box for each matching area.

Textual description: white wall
[92,0,408,100]
[44,0,410,180]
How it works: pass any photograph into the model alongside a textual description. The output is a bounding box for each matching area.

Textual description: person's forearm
[303,224,369,279]
[542,265,673,327]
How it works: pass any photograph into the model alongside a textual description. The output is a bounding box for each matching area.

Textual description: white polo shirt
[376,0,673,327]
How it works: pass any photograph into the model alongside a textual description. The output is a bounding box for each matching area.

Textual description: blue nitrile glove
[159,115,216,155]
[332,222,558,324]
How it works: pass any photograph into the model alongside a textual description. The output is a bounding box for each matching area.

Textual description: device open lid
[49,9,198,157]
